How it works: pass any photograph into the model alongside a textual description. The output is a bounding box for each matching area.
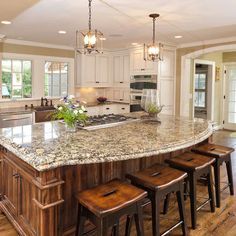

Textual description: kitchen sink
[34,106,56,111]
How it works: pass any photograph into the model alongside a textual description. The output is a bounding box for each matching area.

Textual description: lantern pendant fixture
[144,13,163,62]
[76,0,104,54]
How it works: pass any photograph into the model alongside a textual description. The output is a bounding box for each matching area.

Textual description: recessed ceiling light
[1,21,11,25]
[174,35,183,39]
[100,37,106,41]
[58,30,67,34]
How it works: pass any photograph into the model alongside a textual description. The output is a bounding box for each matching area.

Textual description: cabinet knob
[106,108,110,110]
[141,68,145,71]
[96,81,100,83]
[120,82,123,84]
[121,108,125,110]
[120,99,123,101]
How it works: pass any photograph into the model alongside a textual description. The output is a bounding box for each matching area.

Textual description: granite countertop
[0,114,213,172]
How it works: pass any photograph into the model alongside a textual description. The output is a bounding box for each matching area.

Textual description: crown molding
[178,36,236,49]
[3,38,74,50]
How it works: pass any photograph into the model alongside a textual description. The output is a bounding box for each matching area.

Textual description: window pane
[23,85,32,98]
[195,91,205,107]
[12,86,22,98]
[12,60,22,73]
[23,61,31,73]
[12,73,22,86]
[52,86,60,97]
[45,86,49,96]
[44,62,68,97]
[199,77,206,89]
[2,60,11,72]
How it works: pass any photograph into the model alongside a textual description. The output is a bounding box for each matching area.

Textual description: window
[194,72,207,108]
[2,59,32,99]
[44,62,68,97]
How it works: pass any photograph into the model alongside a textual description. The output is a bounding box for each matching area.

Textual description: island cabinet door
[2,157,19,215]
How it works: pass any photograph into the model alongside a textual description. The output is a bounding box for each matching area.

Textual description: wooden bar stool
[166,152,215,229]
[126,164,188,236]
[75,179,147,236]
[192,143,234,207]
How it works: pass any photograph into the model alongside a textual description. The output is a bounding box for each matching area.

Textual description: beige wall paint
[1,43,74,58]
[176,40,236,116]
[0,0,40,22]
[223,52,236,63]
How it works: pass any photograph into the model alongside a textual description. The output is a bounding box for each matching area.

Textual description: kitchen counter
[0,113,212,171]
[0,113,213,236]
[0,106,34,115]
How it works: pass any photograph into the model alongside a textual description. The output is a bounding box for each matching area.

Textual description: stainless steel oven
[130,75,157,112]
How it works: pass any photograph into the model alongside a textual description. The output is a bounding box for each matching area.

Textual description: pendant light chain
[88,0,92,31]
[153,17,156,45]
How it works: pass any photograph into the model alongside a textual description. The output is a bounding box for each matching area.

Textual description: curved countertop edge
[0,123,213,172]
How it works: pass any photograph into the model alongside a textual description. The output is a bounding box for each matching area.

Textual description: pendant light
[76,0,104,54]
[144,14,163,62]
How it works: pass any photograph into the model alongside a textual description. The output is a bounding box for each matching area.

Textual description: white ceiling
[0,0,236,48]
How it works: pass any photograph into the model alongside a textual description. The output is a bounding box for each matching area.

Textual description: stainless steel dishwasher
[0,113,33,128]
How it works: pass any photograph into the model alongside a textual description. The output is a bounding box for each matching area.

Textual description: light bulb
[148,46,159,55]
[84,32,96,48]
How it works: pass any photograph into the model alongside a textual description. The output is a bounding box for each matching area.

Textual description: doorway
[223,64,236,130]
[193,59,215,120]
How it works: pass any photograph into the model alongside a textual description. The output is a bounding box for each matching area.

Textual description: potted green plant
[53,95,88,132]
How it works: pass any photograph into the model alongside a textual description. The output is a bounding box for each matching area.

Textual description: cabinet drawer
[116,104,130,114]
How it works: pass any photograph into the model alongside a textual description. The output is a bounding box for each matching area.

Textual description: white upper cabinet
[76,53,111,87]
[130,48,158,75]
[113,54,130,87]
[158,46,176,115]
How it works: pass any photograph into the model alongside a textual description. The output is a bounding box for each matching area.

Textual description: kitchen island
[0,114,212,236]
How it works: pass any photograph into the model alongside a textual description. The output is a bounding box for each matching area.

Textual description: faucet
[41,97,49,106]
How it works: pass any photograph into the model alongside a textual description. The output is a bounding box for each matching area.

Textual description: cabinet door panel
[123,55,130,84]
[84,56,96,84]
[18,172,38,235]
[113,56,122,84]
[97,56,109,84]
[2,158,18,214]
[132,51,145,72]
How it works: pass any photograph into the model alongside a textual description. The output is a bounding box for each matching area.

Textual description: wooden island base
[0,139,208,236]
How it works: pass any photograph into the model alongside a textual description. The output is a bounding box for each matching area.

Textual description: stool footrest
[161,220,184,236]
[196,199,211,211]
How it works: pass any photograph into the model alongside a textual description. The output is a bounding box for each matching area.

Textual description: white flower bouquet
[53,95,88,131]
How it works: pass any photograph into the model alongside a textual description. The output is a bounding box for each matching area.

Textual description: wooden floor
[0,130,236,236]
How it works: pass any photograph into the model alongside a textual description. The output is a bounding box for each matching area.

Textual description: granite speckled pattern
[0,114,213,172]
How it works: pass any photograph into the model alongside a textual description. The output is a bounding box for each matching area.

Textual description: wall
[176,40,236,116]
[223,52,236,63]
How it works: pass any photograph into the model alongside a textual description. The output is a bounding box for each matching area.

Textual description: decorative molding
[4,39,74,51]
[32,179,64,190]
[178,36,236,49]
[33,198,64,210]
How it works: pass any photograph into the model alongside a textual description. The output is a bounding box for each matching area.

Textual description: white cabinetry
[113,54,130,87]
[113,88,130,103]
[158,47,176,115]
[86,104,130,116]
[76,54,111,87]
[130,48,158,75]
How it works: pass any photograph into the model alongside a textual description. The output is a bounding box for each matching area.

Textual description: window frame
[1,59,33,99]
[194,71,208,109]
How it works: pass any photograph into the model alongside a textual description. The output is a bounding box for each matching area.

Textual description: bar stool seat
[192,143,234,207]
[126,164,188,236]
[166,152,215,229]
[76,179,147,236]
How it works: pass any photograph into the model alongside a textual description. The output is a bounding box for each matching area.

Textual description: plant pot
[65,123,77,132]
